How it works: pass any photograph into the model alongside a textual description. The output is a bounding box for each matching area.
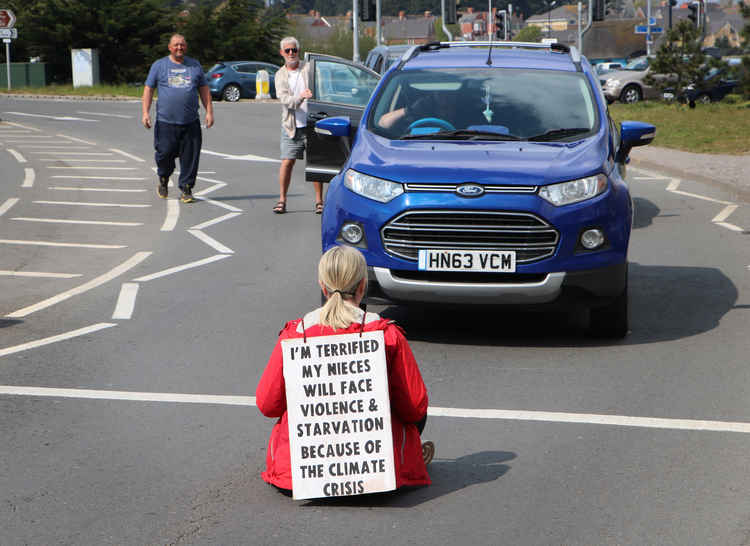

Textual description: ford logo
[456,183,484,197]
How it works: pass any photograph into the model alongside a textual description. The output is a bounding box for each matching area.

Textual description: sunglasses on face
[284,47,298,54]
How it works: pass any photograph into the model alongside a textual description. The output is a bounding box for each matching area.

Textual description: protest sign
[282,330,395,500]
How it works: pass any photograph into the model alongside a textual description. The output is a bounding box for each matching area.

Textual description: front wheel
[587,283,628,339]
[696,93,711,104]
[620,84,642,104]
[222,84,241,102]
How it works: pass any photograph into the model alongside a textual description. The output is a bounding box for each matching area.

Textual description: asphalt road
[1,97,750,546]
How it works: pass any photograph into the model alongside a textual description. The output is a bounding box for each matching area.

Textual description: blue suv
[304,42,655,338]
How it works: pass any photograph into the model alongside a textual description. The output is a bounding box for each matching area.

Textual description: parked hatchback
[306,42,655,338]
[206,61,280,101]
[601,56,658,104]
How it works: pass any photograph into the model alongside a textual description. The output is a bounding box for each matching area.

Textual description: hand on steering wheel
[407,117,456,133]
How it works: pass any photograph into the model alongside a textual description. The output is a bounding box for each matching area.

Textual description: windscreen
[367,68,599,141]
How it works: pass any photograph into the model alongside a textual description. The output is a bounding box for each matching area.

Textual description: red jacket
[256,308,430,491]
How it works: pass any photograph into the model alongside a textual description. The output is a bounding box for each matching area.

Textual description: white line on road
[41,159,125,162]
[161,199,179,232]
[110,148,145,162]
[196,197,242,212]
[0,239,126,249]
[715,222,745,233]
[22,168,35,187]
[47,166,137,170]
[191,212,242,230]
[0,270,82,278]
[57,134,96,145]
[188,229,234,254]
[202,149,280,163]
[77,112,133,119]
[133,254,230,282]
[12,217,143,227]
[0,198,19,217]
[30,151,112,155]
[666,178,680,191]
[6,251,152,318]
[2,112,98,122]
[7,149,26,162]
[713,205,738,223]
[1,121,41,132]
[0,386,254,405]
[50,176,145,180]
[0,324,117,358]
[49,187,146,193]
[34,200,150,208]
[671,189,733,206]
[194,180,226,196]
[112,283,139,319]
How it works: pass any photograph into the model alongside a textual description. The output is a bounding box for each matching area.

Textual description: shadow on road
[374,262,737,347]
[304,450,515,508]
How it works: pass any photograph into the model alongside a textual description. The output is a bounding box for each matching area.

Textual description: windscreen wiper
[526,128,591,142]
[402,130,522,141]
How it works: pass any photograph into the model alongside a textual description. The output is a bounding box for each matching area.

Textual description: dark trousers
[154,119,202,191]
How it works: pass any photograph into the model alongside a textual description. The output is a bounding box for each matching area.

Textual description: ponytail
[318,246,367,329]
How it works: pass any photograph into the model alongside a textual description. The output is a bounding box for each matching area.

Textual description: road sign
[3,38,9,43]
[635,25,649,33]
[0,8,16,29]
[648,17,656,25]
[0,27,16,38]
[650,26,663,33]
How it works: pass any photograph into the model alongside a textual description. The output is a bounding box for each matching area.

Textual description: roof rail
[395,41,582,70]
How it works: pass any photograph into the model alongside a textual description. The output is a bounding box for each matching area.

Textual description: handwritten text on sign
[282,330,395,500]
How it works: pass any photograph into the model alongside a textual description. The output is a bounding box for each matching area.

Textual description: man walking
[142,34,214,203]
[273,36,323,214]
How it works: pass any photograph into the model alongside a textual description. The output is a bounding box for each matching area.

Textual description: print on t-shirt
[168,67,191,89]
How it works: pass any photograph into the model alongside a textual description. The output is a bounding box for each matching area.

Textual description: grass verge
[609,98,750,155]
[1,84,143,98]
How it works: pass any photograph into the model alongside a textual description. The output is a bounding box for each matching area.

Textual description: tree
[645,20,712,96]
[513,25,543,42]
[18,0,174,84]
[738,3,750,99]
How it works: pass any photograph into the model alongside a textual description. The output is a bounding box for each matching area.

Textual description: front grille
[391,270,548,284]
[404,183,537,194]
[381,210,559,263]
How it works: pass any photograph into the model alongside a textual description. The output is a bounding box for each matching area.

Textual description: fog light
[341,222,364,244]
[580,228,605,249]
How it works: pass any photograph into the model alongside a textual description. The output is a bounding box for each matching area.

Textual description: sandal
[314,201,324,214]
[273,201,286,214]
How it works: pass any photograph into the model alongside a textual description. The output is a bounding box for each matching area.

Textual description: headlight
[605,78,620,88]
[344,169,404,203]
[539,175,608,206]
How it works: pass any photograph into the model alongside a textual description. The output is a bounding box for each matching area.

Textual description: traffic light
[687,2,698,27]
[496,17,504,38]
[445,0,457,25]
[359,0,376,22]
[593,0,605,21]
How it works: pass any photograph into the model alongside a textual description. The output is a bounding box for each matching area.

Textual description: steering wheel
[407,117,456,133]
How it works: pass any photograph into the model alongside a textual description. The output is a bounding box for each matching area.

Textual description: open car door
[304,53,380,183]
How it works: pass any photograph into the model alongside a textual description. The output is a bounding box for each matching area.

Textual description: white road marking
[0,239,126,249]
[191,212,242,230]
[50,176,145,180]
[713,205,738,223]
[6,251,152,318]
[0,324,117,358]
[57,134,96,145]
[7,149,26,162]
[22,168,35,187]
[0,198,19,217]
[13,217,142,226]
[188,229,234,254]
[160,199,179,232]
[34,200,150,208]
[112,283,139,320]
[0,270,81,278]
[633,176,664,180]
[202,149,280,163]
[110,148,145,162]
[49,186,146,193]
[194,177,226,196]
[671,189,733,206]
[3,112,98,122]
[133,254,230,282]
[715,222,744,233]
[30,151,112,155]
[1,121,40,131]
[0,386,255,406]
[77,112,133,119]
[0,135,58,139]
[666,178,680,191]
[47,166,137,170]
[41,159,125,162]
[196,197,242,212]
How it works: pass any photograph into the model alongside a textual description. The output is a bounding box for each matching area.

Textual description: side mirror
[314,116,351,138]
[616,120,655,163]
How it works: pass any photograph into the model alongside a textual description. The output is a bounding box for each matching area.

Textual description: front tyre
[587,280,628,339]
[620,84,642,104]
[222,84,241,102]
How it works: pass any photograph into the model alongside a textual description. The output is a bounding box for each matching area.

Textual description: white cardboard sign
[282,330,396,500]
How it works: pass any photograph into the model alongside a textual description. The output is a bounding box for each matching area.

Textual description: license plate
[417,249,516,272]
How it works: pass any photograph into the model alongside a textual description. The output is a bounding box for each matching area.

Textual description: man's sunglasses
[284,47,298,54]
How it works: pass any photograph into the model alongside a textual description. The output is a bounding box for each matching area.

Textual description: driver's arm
[377,106,407,129]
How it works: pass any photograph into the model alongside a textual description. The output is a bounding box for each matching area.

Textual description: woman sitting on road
[256,245,434,494]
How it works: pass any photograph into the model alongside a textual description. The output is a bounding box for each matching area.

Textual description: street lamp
[547,0,556,37]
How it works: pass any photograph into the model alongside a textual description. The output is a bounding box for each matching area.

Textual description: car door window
[315,60,379,107]
[234,64,254,74]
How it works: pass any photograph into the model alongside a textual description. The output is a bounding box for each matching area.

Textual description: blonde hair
[318,246,367,329]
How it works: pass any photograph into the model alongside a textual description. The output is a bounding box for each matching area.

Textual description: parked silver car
[601,56,659,104]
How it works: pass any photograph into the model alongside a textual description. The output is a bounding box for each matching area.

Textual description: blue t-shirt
[145,56,206,125]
